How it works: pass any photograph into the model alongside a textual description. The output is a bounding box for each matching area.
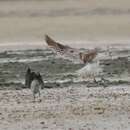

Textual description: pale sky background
[0,0,130,49]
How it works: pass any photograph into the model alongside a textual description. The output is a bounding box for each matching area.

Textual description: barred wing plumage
[45,35,82,63]
[45,35,98,64]
[44,35,103,81]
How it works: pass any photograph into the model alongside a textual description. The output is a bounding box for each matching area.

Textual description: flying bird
[44,35,103,82]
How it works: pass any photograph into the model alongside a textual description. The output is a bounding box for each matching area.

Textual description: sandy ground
[0,84,130,130]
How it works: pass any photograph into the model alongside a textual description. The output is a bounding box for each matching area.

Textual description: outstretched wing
[45,35,82,62]
[45,35,76,54]
[45,35,97,64]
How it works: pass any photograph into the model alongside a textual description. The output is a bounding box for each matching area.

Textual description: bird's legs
[93,77,97,83]
[100,76,109,87]
[33,93,36,102]
[38,90,40,98]
[92,75,98,84]
[38,90,42,102]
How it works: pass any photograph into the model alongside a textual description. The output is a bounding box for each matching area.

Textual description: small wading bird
[45,35,104,83]
[25,68,44,101]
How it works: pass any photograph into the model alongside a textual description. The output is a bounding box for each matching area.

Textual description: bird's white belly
[77,62,102,79]
[31,80,40,94]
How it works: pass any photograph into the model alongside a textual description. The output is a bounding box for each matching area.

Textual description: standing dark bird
[25,67,32,88]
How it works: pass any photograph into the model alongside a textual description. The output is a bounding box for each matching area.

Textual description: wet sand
[0,84,130,130]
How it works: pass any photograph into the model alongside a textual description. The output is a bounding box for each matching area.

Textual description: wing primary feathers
[44,34,71,54]
[44,35,98,64]
[79,50,97,64]
[45,34,57,47]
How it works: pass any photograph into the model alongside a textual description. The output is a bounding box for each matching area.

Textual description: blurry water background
[0,0,130,49]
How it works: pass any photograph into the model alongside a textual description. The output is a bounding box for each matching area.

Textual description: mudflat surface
[0,44,129,130]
